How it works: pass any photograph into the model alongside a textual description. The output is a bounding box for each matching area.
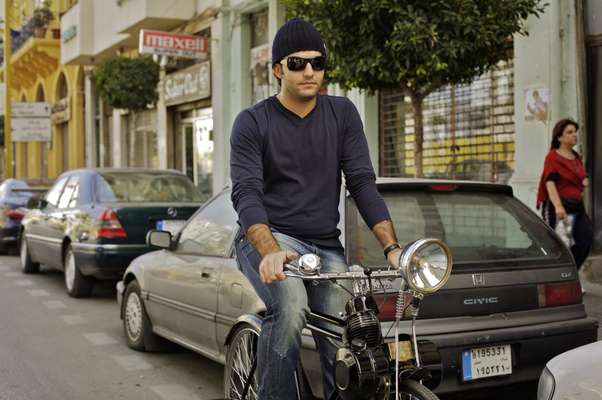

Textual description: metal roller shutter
[379,60,515,183]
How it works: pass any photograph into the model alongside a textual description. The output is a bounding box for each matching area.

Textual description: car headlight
[398,238,452,294]
[537,367,555,400]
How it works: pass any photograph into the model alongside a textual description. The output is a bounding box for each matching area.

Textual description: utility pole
[3,0,12,178]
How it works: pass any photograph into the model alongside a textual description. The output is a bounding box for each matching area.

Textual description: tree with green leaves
[283,0,546,176]
[96,56,159,112]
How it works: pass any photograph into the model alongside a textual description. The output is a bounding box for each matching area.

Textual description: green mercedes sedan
[20,168,203,297]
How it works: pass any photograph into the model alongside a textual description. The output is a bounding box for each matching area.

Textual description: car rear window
[346,188,564,266]
[97,172,202,203]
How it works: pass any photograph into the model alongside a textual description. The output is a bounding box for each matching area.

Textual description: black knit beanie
[271,18,327,66]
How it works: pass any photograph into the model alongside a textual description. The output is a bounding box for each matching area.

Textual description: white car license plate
[156,220,185,235]
[462,344,512,381]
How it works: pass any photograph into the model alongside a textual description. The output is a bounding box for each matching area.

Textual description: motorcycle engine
[334,296,390,400]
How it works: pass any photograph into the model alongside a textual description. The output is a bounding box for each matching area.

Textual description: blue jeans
[235,231,350,400]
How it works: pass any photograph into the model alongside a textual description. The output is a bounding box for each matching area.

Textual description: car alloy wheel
[122,280,164,352]
[20,234,40,274]
[64,250,76,293]
[125,291,143,344]
[225,325,259,400]
[20,238,28,268]
[63,246,93,297]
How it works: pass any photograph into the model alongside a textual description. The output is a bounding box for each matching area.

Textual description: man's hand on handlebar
[387,247,402,270]
[260,250,299,284]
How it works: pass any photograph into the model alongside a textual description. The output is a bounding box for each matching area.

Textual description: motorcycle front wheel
[224,324,259,400]
[394,379,439,400]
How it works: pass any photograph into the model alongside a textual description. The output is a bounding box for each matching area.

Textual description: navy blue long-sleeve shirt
[230,94,390,249]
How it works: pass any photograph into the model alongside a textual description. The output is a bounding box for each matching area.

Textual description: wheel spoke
[227,329,258,400]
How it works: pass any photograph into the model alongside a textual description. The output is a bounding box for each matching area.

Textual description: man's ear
[272,63,283,80]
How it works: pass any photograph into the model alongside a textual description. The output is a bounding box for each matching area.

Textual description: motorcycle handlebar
[283,264,402,281]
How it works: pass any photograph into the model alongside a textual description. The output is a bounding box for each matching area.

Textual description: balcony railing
[11,18,36,55]
[0,17,58,67]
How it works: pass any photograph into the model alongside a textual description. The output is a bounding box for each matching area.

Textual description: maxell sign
[139,30,209,59]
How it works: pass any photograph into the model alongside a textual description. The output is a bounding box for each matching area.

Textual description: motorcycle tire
[224,324,260,400]
[394,379,439,400]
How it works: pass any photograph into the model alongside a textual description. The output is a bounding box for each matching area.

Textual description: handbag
[555,214,575,247]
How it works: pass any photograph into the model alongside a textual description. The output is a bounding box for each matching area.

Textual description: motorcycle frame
[238,285,424,400]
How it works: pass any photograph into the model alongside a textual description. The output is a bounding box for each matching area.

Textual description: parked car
[117,179,597,397]
[537,340,602,400]
[20,168,204,297]
[0,179,39,253]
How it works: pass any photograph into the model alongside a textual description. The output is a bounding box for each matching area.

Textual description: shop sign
[250,44,271,66]
[11,118,52,142]
[10,102,51,142]
[164,61,211,106]
[139,30,209,60]
[11,101,50,118]
[51,98,71,124]
[251,44,271,104]
[62,26,77,43]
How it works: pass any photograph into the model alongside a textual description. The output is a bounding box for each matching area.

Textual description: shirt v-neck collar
[271,95,320,121]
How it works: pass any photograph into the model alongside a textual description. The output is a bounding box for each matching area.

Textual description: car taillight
[429,184,458,192]
[538,281,582,307]
[97,209,127,238]
[6,209,25,221]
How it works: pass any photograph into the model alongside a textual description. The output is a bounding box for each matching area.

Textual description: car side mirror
[146,230,172,249]
[27,197,48,210]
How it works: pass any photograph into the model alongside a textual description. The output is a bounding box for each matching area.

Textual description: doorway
[180,108,214,201]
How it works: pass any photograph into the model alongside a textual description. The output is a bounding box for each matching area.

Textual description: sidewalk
[582,254,602,285]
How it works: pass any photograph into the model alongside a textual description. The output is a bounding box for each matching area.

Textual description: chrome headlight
[537,367,555,400]
[398,238,452,294]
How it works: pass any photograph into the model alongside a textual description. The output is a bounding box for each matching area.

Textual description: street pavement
[0,255,223,400]
[0,254,600,400]
[582,279,602,339]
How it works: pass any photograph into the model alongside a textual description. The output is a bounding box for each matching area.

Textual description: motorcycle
[224,238,453,400]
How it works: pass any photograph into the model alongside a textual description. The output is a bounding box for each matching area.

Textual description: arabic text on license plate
[156,220,185,235]
[462,344,512,381]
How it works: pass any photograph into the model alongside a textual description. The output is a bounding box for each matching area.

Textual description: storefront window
[177,109,213,202]
[60,123,69,172]
[194,114,213,201]
[250,9,271,104]
[55,73,70,173]
[126,110,158,168]
[36,85,48,178]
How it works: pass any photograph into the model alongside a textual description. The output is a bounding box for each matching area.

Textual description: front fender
[118,251,157,319]
[224,314,263,347]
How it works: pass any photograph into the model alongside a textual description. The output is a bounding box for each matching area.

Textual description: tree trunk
[411,96,424,177]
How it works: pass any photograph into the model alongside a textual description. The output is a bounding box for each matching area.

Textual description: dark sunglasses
[284,56,326,71]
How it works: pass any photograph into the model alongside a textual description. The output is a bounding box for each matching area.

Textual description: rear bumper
[421,317,598,394]
[0,226,20,245]
[72,243,150,279]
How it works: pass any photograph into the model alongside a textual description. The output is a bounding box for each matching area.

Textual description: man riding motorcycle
[230,18,402,400]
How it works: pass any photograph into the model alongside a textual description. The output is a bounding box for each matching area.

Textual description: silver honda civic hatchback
[116,178,597,397]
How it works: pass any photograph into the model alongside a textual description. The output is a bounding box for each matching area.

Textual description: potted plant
[32,1,54,38]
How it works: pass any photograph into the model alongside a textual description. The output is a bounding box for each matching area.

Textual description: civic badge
[167,208,177,218]
[472,273,486,286]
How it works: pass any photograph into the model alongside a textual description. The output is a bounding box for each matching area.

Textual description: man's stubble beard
[285,82,321,102]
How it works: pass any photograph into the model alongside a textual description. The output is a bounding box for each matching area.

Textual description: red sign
[139,29,209,59]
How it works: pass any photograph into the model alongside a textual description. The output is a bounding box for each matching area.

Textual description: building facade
[585,0,602,252]
[2,0,85,180]
[53,0,593,235]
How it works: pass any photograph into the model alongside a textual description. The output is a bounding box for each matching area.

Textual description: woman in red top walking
[537,118,593,271]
